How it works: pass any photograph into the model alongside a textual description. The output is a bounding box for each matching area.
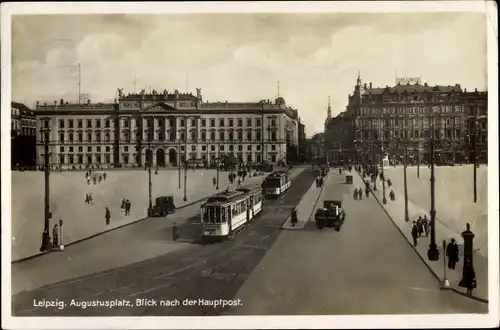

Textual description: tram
[262,170,291,198]
[201,184,263,240]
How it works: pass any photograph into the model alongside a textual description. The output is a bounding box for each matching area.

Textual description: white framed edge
[1,1,498,329]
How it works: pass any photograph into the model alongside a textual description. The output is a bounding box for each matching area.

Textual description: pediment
[144,102,178,112]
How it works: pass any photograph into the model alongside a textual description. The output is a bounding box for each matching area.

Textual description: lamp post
[403,132,409,222]
[178,137,181,189]
[40,132,51,252]
[183,126,188,202]
[147,125,153,216]
[472,107,478,203]
[417,115,420,179]
[427,118,440,261]
[216,156,220,190]
[380,123,387,204]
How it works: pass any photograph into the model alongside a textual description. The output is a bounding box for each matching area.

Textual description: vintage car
[314,200,346,231]
[151,196,176,217]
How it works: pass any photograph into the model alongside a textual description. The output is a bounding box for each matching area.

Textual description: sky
[11,12,487,136]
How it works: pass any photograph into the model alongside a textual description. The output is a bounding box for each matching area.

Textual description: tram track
[12,168,317,316]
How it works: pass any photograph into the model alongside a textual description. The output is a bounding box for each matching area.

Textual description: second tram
[262,170,291,198]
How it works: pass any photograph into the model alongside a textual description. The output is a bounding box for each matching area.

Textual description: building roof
[363,83,463,95]
[119,90,198,102]
[11,101,35,116]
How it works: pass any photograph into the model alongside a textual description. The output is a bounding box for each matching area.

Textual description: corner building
[35,88,302,168]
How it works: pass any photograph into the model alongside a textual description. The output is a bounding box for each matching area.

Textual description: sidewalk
[11,169,285,262]
[353,170,489,302]
[281,171,331,230]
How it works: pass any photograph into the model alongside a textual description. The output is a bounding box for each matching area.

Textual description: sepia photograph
[1,1,498,329]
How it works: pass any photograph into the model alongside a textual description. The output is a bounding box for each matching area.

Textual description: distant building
[11,101,36,169]
[325,73,488,165]
[34,89,304,168]
[297,120,306,162]
[463,90,488,163]
[305,132,325,162]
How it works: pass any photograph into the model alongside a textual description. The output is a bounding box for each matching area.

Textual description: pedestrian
[365,186,369,198]
[424,215,430,235]
[88,193,93,204]
[105,207,111,225]
[155,168,158,175]
[459,259,476,296]
[85,193,89,204]
[127,200,131,215]
[172,222,180,241]
[87,178,91,185]
[40,229,51,252]
[422,216,429,236]
[213,177,216,187]
[291,209,298,227]
[387,179,392,187]
[416,217,424,237]
[353,189,358,200]
[52,224,59,248]
[358,188,363,200]
[411,221,419,247]
[446,238,460,270]
[98,175,102,183]
[237,178,241,187]
[103,172,107,181]
[121,198,126,213]
[93,176,97,185]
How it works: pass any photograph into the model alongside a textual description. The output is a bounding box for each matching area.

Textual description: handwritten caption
[34,298,243,310]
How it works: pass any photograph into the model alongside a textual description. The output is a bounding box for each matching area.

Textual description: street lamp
[427,117,440,261]
[147,124,153,217]
[178,137,181,189]
[216,156,220,190]
[380,122,387,204]
[471,108,478,203]
[40,131,52,252]
[403,132,409,222]
[183,127,188,202]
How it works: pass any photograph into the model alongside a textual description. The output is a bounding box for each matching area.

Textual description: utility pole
[381,120,387,204]
[133,73,136,94]
[184,124,188,202]
[178,137,181,189]
[472,106,477,203]
[403,131,409,222]
[147,124,153,216]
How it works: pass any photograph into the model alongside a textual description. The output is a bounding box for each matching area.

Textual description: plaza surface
[12,169,315,316]
[228,170,488,315]
[363,166,489,302]
[10,168,279,261]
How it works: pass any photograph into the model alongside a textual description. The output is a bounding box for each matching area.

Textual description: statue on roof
[163,89,168,96]
[117,88,124,97]
[140,89,146,95]
[196,88,202,98]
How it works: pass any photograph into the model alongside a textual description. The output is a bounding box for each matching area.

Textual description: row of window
[54,143,277,154]
[357,129,463,140]
[358,117,464,128]
[359,105,466,116]
[49,117,276,130]
[130,130,276,142]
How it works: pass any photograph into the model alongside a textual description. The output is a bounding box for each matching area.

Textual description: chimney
[364,83,367,89]
[60,99,64,106]
[475,88,478,92]
[369,82,372,89]
[36,101,39,106]
[464,88,467,92]
[424,82,428,87]
[54,100,57,106]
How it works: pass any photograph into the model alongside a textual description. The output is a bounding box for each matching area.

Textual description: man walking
[411,221,419,247]
[446,238,460,270]
[105,207,111,225]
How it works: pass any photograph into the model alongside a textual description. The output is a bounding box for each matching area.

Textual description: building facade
[297,120,306,162]
[325,74,488,165]
[11,101,37,168]
[35,89,303,168]
[305,132,325,162]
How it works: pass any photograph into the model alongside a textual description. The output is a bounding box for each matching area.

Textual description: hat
[451,238,455,242]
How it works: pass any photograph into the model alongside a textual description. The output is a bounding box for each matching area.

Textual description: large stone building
[325,74,488,165]
[11,101,37,168]
[305,132,325,162]
[35,88,303,168]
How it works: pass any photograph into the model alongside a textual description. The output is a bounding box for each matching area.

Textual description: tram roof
[266,170,289,178]
[204,189,245,204]
[236,183,262,193]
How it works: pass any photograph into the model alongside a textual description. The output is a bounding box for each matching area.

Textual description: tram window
[221,207,226,223]
[215,207,221,223]
[207,207,216,223]
[232,204,237,215]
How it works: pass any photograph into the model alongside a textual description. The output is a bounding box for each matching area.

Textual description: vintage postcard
[1,1,498,329]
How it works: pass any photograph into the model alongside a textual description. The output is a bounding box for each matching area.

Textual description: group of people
[85,170,107,185]
[120,198,132,216]
[410,215,431,246]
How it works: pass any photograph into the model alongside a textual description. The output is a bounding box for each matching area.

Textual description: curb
[355,169,488,304]
[11,197,207,265]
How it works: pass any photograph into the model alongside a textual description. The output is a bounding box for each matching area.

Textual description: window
[87,119,92,128]
[247,118,252,127]
[247,131,252,141]
[78,133,83,142]
[219,131,225,140]
[106,146,110,152]
[210,132,215,141]
[69,147,74,152]
[271,145,276,151]
[238,145,243,151]
[271,132,277,141]
[124,119,129,128]
[105,119,110,128]
[67,120,73,129]
[219,145,224,151]
[180,119,185,127]
[201,119,206,127]
[191,119,196,127]
[256,145,261,151]
[190,131,196,141]
[201,132,207,141]
[69,133,74,142]
[237,131,243,140]
[229,145,234,151]
[229,132,234,141]
[256,119,261,126]
[97,146,101,152]
[191,145,196,152]
[229,119,234,127]
[247,145,252,151]
[210,119,215,127]
[60,133,64,143]
[59,119,65,128]
[256,132,261,141]
[202,145,207,151]
[219,119,225,127]
[60,147,64,152]
[124,146,129,152]
[88,146,92,152]
[211,145,215,151]
[44,120,49,129]
[78,146,83,152]
[95,119,101,128]
[237,119,243,127]
[271,119,276,126]
[247,154,252,162]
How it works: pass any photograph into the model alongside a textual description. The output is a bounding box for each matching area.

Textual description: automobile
[151,196,176,217]
[314,200,345,231]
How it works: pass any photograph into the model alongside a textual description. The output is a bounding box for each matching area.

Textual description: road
[226,171,488,315]
[12,169,317,316]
